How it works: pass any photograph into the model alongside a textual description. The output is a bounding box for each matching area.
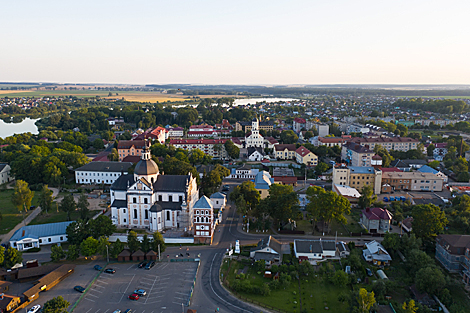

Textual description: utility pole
[158,244,161,261]
[106,245,109,264]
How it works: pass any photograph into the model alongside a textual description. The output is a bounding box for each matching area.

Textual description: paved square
[76,261,199,313]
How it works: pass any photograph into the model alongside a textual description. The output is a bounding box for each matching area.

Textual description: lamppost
[106,245,109,264]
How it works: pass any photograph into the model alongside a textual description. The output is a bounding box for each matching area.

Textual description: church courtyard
[75,261,199,313]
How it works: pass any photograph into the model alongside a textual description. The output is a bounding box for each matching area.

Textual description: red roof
[372,154,382,160]
[362,207,392,221]
[294,117,306,123]
[296,146,313,157]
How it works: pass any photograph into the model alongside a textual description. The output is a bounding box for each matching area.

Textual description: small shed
[377,270,388,280]
[132,250,145,261]
[146,250,158,261]
[117,249,131,262]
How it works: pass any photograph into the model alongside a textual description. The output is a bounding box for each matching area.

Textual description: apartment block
[332,166,382,195]
[169,138,228,159]
[348,137,419,152]
[381,171,443,192]
[342,142,374,167]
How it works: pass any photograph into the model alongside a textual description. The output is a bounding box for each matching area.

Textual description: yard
[28,208,96,225]
[0,189,39,234]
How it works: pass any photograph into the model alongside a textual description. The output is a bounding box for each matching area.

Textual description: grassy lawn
[29,208,95,225]
[222,258,350,312]
[0,189,39,234]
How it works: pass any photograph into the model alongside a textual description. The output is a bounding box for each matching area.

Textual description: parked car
[128,293,140,301]
[138,261,147,268]
[94,265,103,271]
[366,268,373,277]
[104,268,116,274]
[222,185,230,191]
[133,289,147,296]
[113,310,121,313]
[145,261,155,270]
[123,310,132,313]
[27,305,41,313]
[74,286,86,293]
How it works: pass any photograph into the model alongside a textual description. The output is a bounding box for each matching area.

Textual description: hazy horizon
[2,0,469,85]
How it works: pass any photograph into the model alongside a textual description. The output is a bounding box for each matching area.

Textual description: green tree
[262,184,299,228]
[127,231,140,253]
[51,245,66,262]
[11,180,35,223]
[202,164,230,195]
[77,193,90,220]
[374,145,393,167]
[230,181,260,215]
[356,288,376,313]
[92,138,104,150]
[141,234,150,253]
[382,233,400,251]
[412,204,447,240]
[304,131,314,140]
[189,149,205,165]
[306,186,351,233]
[66,244,79,260]
[4,247,22,268]
[43,296,70,313]
[402,300,418,313]
[151,231,166,253]
[415,266,445,295]
[66,220,89,245]
[110,239,124,258]
[38,184,53,214]
[224,140,240,159]
[0,246,5,265]
[427,144,435,157]
[331,270,349,286]
[314,162,329,176]
[107,148,119,161]
[358,185,377,209]
[88,215,116,239]
[280,130,298,144]
[407,249,434,273]
[59,194,76,221]
[80,236,99,258]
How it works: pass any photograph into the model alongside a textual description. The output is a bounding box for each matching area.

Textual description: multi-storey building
[314,136,350,147]
[133,127,167,144]
[117,140,146,161]
[235,120,274,133]
[187,125,216,137]
[293,117,307,133]
[342,142,374,167]
[435,235,470,286]
[348,137,419,152]
[193,196,214,244]
[381,171,444,192]
[166,127,184,138]
[295,146,318,166]
[346,124,370,134]
[75,161,133,185]
[332,166,382,195]
[169,138,228,159]
[275,144,296,160]
[415,119,460,127]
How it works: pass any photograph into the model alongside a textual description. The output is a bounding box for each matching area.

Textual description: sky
[1,0,470,85]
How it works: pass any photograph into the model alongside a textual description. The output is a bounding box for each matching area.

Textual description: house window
[169,195,173,202]
[60,236,63,241]
[145,210,149,219]
[179,196,183,202]
[133,198,137,203]
[144,198,148,204]
[159,195,162,201]
[167,211,171,220]
[124,219,126,223]
[205,211,209,215]
[196,210,199,215]
[48,238,51,242]
[39,239,42,243]
[134,209,138,219]
[123,209,126,213]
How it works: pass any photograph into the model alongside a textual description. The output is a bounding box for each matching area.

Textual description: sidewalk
[0,187,59,245]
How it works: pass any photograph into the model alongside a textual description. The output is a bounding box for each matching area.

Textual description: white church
[110,145,199,232]
[245,116,265,148]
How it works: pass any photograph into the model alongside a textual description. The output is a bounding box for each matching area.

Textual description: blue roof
[349,166,376,174]
[193,196,212,209]
[210,192,226,199]
[417,165,438,174]
[254,171,274,190]
[10,221,73,242]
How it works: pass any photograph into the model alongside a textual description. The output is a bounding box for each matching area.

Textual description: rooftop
[75,161,133,172]
[10,221,73,242]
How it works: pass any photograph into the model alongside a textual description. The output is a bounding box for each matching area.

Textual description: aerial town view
[1,1,470,313]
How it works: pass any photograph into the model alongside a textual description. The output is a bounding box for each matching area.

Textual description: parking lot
[76,261,199,313]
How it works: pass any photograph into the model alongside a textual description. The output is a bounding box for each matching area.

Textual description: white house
[362,240,392,266]
[249,236,282,262]
[210,192,226,210]
[10,221,73,251]
[75,161,133,185]
[294,239,336,261]
[0,164,12,185]
[167,127,184,138]
[228,165,259,179]
[247,147,265,162]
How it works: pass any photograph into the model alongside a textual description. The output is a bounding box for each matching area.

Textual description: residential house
[133,127,167,144]
[10,221,73,251]
[235,120,274,133]
[313,123,329,137]
[75,161,133,185]
[293,117,307,133]
[314,135,350,147]
[295,146,318,166]
[362,241,392,266]
[117,140,146,161]
[250,236,282,262]
[275,144,296,160]
[361,207,392,234]
[435,234,470,274]
[210,192,226,210]
[166,127,184,138]
[336,242,350,258]
[254,171,274,199]
[294,239,336,261]
[0,164,12,185]
[187,125,215,137]
[228,165,259,179]
[390,159,427,171]
[333,184,361,204]
[247,147,265,162]
[415,119,459,127]
[346,124,370,134]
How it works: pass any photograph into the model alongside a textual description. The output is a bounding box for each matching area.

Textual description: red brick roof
[296,146,313,157]
[362,207,392,221]
[294,117,306,123]
[274,144,296,152]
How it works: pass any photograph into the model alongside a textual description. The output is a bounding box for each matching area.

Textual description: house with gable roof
[295,146,318,166]
[250,236,282,262]
[193,196,213,244]
[361,207,392,233]
[363,240,392,266]
[254,171,274,199]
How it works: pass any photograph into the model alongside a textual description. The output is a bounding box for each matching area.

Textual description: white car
[28,305,41,313]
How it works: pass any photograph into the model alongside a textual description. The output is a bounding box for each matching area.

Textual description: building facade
[361,207,392,233]
[381,171,444,192]
[435,234,470,286]
[75,161,133,185]
[117,140,146,161]
[295,146,318,166]
[275,144,296,160]
[245,117,264,148]
[349,137,419,152]
[341,142,374,167]
[235,121,274,133]
[10,222,73,251]
[193,196,214,244]
[169,138,228,159]
[0,164,12,185]
[332,166,382,195]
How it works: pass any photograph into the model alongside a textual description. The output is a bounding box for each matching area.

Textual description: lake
[233,98,300,106]
[0,118,39,138]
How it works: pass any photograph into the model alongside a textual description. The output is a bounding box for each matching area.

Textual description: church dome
[134,158,159,175]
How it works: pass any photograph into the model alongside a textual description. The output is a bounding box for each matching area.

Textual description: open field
[0,89,244,103]
[0,189,39,234]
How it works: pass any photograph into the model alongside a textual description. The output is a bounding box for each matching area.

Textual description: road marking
[84,298,95,302]
[175,291,189,295]
[93,284,105,289]
[87,293,99,298]
[119,274,135,303]
[92,288,103,293]
[103,310,109,313]
[85,308,92,313]
[127,264,135,270]
[209,253,254,313]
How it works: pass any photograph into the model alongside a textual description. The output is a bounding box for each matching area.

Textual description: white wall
[76,170,127,185]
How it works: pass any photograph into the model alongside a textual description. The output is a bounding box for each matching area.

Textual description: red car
[128,294,139,301]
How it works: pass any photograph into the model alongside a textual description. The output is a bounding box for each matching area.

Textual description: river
[0,117,39,138]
